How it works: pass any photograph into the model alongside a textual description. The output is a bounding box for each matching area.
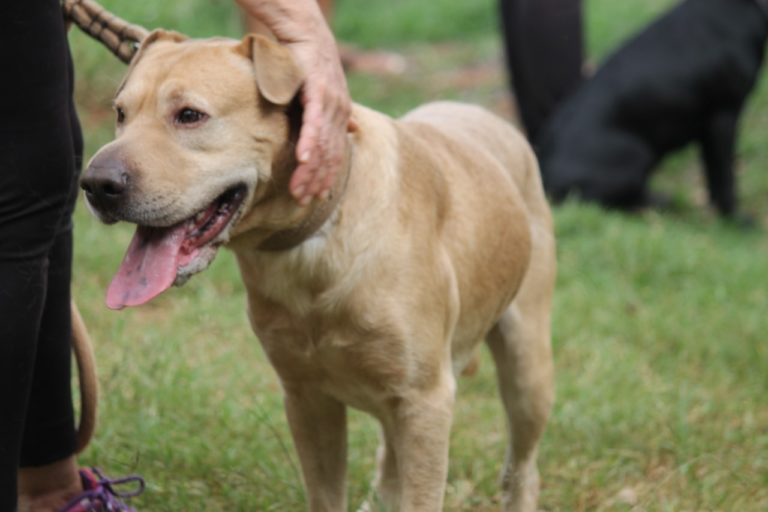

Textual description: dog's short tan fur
[83,31,556,511]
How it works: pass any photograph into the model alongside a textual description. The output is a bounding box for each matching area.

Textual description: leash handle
[62,0,149,64]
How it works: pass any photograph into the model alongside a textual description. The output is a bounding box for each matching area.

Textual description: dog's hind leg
[485,221,555,512]
[283,385,348,512]
[487,306,553,512]
[368,424,400,510]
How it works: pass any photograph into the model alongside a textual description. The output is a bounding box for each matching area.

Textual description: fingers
[290,102,321,204]
[291,122,338,205]
[290,64,351,206]
[291,160,319,206]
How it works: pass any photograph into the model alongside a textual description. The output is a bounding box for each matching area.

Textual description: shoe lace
[59,468,145,512]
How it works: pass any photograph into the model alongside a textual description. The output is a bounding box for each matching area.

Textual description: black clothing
[499,0,584,145]
[0,1,83,508]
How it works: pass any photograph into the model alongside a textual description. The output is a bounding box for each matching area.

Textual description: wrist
[237,0,328,44]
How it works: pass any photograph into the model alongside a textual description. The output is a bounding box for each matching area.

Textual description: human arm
[235,0,353,205]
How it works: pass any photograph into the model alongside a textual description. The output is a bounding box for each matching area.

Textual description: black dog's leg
[699,109,741,218]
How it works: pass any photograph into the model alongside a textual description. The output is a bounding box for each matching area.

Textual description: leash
[62,0,149,64]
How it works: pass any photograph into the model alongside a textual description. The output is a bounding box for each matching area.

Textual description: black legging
[499,0,584,146]
[0,1,83,508]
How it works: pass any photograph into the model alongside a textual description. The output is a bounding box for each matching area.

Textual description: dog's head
[82,31,304,309]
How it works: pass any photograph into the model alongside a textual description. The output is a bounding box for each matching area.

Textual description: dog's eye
[116,106,125,124]
[175,108,208,126]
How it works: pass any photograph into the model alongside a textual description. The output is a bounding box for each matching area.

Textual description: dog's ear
[127,29,188,68]
[236,34,304,106]
[116,29,189,95]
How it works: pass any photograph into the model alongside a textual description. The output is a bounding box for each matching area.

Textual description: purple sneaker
[58,467,145,512]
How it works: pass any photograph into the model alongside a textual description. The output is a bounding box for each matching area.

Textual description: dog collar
[257,140,353,252]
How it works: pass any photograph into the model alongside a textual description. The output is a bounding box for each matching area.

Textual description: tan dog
[80,31,556,512]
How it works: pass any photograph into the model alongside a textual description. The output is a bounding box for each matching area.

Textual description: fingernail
[299,195,312,206]
[300,151,311,163]
[293,185,306,198]
[319,189,330,201]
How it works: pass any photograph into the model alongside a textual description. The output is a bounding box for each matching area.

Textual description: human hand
[285,34,352,205]
[236,0,353,205]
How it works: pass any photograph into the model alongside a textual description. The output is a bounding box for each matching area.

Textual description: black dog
[537,0,768,220]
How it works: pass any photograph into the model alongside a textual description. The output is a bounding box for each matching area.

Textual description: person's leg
[0,257,53,511]
[0,116,81,510]
[20,41,83,476]
[0,1,82,509]
[17,459,82,512]
[17,226,83,512]
[499,0,584,144]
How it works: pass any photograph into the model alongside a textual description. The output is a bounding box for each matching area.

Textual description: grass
[67,0,768,509]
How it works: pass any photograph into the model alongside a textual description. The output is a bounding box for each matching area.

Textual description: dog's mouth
[106,185,247,310]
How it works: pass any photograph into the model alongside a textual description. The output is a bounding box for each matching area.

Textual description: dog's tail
[70,300,99,453]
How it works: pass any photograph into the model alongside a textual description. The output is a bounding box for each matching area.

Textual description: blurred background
[68,0,767,509]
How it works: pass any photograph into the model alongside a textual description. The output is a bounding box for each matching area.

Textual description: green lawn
[69,0,768,510]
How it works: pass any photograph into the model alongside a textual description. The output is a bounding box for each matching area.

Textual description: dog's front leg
[283,384,348,512]
[699,108,741,219]
[381,378,455,512]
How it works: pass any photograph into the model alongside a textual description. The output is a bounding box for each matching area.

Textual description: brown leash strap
[62,0,149,64]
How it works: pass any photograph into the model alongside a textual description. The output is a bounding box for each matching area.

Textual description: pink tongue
[106,224,189,310]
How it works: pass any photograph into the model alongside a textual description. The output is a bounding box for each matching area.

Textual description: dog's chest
[248,298,412,413]
[236,250,413,404]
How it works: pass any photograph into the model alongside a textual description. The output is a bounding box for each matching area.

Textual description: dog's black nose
[81,170,127,197]
[81,158,130,211]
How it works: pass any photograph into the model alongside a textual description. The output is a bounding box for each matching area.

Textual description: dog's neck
[256,140,353,251]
